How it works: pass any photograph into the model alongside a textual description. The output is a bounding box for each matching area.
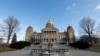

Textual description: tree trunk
[88,34,92,45]
[7,34,11,45]
[7,39,9,45]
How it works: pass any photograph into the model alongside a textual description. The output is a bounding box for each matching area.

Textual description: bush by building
[59,42,66,44]
[9,41,31,49]
[33,42,40,45]
[69,41,91,49]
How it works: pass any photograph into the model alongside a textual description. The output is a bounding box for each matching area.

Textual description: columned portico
[42,30,58,43]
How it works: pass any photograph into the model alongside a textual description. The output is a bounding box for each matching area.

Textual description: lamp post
[48,41,53,56]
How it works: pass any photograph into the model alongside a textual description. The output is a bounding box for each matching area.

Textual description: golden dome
[46,19,54,28]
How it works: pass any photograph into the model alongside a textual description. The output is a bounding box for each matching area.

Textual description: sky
[0,0,100,41]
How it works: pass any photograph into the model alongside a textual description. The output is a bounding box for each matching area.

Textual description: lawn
[0,44,17,52]
[85,44,100,52]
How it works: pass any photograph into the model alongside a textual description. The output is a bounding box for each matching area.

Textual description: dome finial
[29,24,32,27]
[48,17,52,22]
[48,18,53,24]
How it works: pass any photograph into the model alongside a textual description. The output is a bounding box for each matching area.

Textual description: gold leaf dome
[46,19,54,28]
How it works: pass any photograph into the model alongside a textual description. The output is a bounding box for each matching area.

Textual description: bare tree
[79,16,95,44]
[1,16,20,45]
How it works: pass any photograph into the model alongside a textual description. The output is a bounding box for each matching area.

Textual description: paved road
[0,49,100,56]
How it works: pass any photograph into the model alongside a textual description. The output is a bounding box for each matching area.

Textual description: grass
[85,44,100,52]
[0,44,18,52]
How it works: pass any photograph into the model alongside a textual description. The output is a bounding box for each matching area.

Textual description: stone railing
[30,48,68,56]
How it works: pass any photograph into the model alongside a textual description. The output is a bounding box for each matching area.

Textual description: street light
[48,41,53,56]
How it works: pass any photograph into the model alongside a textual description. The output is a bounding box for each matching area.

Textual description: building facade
[25,19,75,44]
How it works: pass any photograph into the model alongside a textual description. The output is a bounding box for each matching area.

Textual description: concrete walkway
[0,49,100,56]
[68,50,100,56]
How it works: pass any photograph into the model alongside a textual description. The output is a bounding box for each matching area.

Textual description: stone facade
[25,19,75,44]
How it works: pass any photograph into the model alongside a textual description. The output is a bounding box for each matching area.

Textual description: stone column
[54,31,55,43]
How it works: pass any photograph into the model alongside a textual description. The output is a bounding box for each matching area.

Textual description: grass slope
[0,44,17,52]
[85,44,100,52]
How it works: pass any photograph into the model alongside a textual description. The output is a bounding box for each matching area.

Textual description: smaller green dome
[28,26,33,29]
[26,26,33,32]
[67,24,73,30]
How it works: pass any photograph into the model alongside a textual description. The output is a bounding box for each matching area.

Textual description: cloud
[66,3,76,11]
[96,4,100,10]
[0,18,4,25]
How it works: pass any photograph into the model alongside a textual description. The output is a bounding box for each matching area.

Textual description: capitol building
[25,19,75,44]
